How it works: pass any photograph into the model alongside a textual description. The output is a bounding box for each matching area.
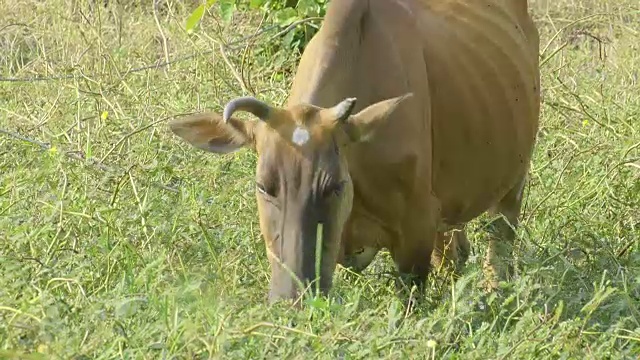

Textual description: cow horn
[332,97,357,122]
[222,96,272,123]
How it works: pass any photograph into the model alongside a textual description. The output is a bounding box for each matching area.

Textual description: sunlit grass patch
[1,0,639,358]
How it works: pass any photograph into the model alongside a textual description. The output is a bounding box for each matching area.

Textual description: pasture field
[1,0,639,358]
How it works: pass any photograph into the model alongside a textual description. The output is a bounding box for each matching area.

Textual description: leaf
[185,0,218,33]
[219,0,236,23]
[282,28,297,47]
[274,8,300,27]
[249,0,266,9]
[115,297,147,318]
[297,0,319,16]
[305,296,328,310]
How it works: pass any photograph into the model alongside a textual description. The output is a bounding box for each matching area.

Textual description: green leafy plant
[185,0,327,52]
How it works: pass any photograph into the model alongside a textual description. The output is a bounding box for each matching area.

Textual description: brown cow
[169,0,540,303]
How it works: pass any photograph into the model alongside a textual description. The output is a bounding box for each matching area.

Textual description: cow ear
[342,93,413,142]
[168,112,258,153]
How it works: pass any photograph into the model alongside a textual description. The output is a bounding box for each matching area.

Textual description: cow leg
[431,226,470,277]
[456,228,471,268]
[391,197,440,298]
[394,241,434,292]
[431,230,456,274]
[482,175,527,290]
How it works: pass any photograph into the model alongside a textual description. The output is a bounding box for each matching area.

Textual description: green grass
[1,0,639,358]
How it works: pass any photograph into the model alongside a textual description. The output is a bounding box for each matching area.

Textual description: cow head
[169,94,411,304]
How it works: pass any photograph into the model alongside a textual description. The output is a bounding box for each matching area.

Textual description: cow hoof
[482,257,514,292]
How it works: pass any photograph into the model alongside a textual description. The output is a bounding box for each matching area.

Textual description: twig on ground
[218,42,251,95]
[241,322,318,338]
[153,0,171,73]
[240,13,268,96]
[99,113,194,162]
[267,17,322,42]
[0,129,50,149]
[0,23,30,33]
[617,238,637,258]
[0,17,323,83]
[0,122,182,194]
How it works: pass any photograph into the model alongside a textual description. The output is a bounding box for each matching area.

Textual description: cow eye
[326,180,346,197]
[354,247,365,255]
[256,182,276,198]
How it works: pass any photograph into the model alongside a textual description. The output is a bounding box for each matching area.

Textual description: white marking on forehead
[292,126,310,146]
